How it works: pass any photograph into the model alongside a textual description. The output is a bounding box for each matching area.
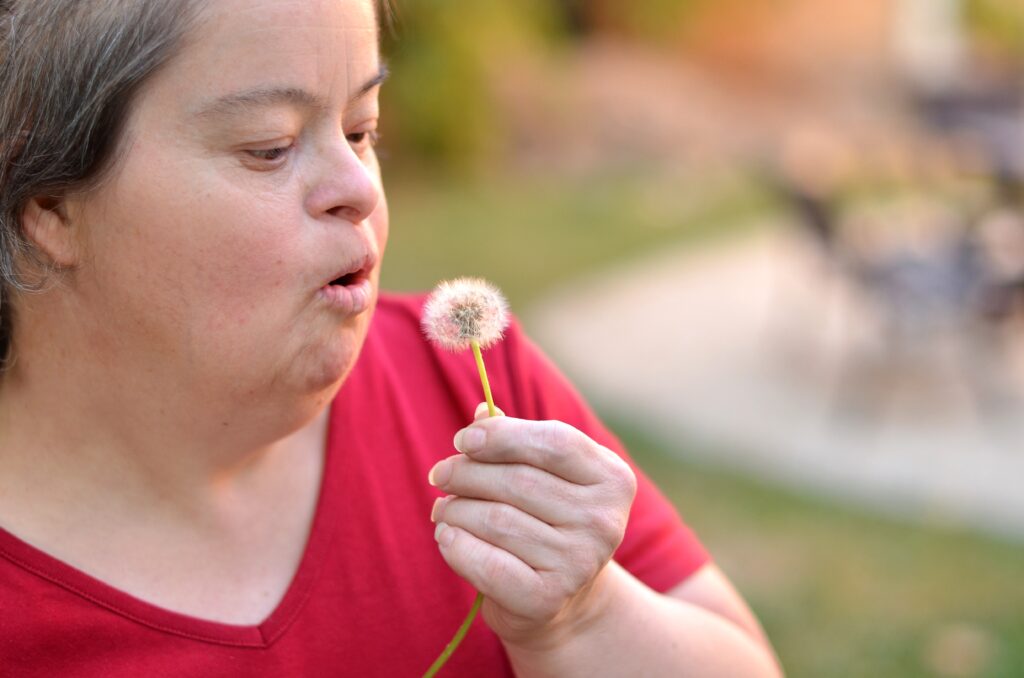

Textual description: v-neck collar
[0,401,341,648]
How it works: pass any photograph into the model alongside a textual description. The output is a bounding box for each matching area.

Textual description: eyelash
[245,130,379,165]
[248,147,289,162]
[347,130,380,149]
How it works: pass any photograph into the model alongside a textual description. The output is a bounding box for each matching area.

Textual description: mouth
[318,252,378,315]
[325,253,376,290]
[328,270,366,287]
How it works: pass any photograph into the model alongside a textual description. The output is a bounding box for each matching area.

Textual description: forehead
[155,0,380,110]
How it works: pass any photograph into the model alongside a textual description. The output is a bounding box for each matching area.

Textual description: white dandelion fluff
[422,277,510,352]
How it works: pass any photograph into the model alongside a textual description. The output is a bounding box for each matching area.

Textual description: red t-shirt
[0,293,709,677]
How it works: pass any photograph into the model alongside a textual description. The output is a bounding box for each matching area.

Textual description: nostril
[327,205,361,221]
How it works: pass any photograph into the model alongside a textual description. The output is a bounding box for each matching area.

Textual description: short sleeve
[489,318,711,594]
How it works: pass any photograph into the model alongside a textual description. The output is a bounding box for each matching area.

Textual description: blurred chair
[771,143,1022,418]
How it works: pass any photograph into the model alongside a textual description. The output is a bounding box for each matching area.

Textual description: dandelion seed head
[422,277,510,351]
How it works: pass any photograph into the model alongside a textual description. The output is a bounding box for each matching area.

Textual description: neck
[0,326,333,515]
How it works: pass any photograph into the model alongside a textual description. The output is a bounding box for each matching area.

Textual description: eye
[239,142,294,171]
[246,146,290,162]
[347,130,380,152]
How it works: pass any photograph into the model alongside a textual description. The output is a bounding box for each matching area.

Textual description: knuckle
[585,507,626,546]
[607,458,638,501]
[535,420,576,457]
[485,502,518,537]
[506,463,542,497]
[479,549,510,583]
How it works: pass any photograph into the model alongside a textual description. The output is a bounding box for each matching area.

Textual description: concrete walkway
[526,227,1024,541]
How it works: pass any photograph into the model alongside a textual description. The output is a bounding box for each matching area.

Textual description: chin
[300,318,371,395]
[312,360,357,395]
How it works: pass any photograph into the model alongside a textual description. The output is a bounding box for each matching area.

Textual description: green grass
[610,420,1024,678]
[381,168,775,308]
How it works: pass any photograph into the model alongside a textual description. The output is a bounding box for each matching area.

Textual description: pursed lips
[322,249,377,292]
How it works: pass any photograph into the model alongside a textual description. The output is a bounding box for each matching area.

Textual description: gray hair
[0,0,205,367]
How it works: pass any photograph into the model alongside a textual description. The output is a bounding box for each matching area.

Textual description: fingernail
[430,496,445,522]
[454,427,485,454]
[434,522,455,547]
[474,403,504,420]
[428,459,452,487]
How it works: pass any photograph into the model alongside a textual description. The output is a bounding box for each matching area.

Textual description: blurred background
[376,2,1024,676]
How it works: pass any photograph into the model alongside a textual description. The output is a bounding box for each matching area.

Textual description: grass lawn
[611,420,1024,678]
[381,168,772,309]
[381,169,1024,677]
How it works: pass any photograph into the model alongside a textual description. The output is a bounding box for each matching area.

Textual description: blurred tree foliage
[965,0,1024,60]
[570,0,708,44]
[379,0,714,174]
[380,0,563,174]
[380,0,1019,175]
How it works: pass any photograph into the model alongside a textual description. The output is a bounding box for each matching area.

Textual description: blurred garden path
[526,226,1024,542]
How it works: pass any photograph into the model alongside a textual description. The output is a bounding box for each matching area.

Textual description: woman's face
[63,0,388,402]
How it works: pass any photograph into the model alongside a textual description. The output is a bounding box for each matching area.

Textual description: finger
[455,418,611,485]
[473,402,505,421]
[432,496,565,571]
[433,521,547,619]
[429,455,581,526]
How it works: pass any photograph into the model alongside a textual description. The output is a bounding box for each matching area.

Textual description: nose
[305,140,380,224]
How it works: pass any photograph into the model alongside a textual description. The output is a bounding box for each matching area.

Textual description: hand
[428,404,638,650]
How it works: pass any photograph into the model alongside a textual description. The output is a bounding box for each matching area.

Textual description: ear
[20,196,80,268]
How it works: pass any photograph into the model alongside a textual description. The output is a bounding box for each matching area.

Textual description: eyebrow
[192,63,389,120]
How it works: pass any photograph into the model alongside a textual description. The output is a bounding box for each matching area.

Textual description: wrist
[500,561,635,669]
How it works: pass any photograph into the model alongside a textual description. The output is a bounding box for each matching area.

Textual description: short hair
[0,0,205,367]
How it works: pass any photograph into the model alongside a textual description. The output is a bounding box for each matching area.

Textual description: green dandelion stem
[422,591,484,678]
[471,339,497,417]
[424,338,495,677]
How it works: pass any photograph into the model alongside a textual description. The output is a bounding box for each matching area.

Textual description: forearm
[502,561,782,678]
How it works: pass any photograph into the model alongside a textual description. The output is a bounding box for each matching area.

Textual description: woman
[0,0,780,675]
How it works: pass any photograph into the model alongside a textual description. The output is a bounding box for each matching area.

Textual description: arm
[504,561,780,678]
[428,408,781,677]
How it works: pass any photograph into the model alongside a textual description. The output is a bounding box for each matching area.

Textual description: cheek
[183,198,302,334]
[88,164,302,340]
[193,246,293,334]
